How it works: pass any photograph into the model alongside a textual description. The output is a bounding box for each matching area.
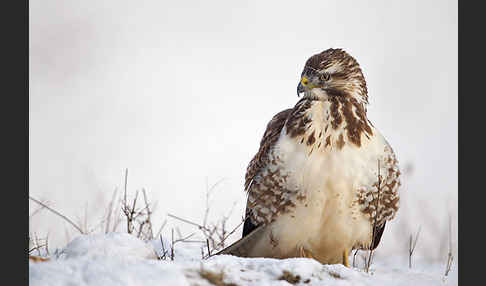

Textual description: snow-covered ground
[29,233,458,286]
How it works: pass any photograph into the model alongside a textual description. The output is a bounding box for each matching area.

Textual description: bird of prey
[218,48,401,266]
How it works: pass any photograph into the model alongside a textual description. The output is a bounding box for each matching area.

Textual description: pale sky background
[29,0,457,262]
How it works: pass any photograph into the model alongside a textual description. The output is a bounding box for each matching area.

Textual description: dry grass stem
[444,215,454,277]
[29,233,49,257]
[29,196,84,234]
[167,180,244,258]
[142,188,154,238]
[408,226,422,269]
[29,203,46,220]
[119,169,158,240]
[157,234,169,260]
[168,212,245,259]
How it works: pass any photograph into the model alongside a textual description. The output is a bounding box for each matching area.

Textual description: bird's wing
[363,137,401,250]
[242,108,293,237]
[217,108,293,256]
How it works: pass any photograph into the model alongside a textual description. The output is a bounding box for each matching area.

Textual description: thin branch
[169,199,245,258]
[142,188,154,239]
[159,234,168,260]
[206,239,211,257]
[409,226,422,269]
[45,233,50,255]
[171,228,175,261]
[29,196,84,234]
[29,233,49,256]
[203,177,226,227]
[29,204,46,220]
[173,232,196,244]
[168,213,206,229]
[209,218,245,252]
[444,215,454,277]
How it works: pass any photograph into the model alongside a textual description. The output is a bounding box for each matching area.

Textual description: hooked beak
[297,82,304,97]
[297,76,309,97]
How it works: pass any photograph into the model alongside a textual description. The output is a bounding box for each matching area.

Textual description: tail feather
[215,225,266,257]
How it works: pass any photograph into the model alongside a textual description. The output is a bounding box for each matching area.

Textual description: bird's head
[297,48,368,104]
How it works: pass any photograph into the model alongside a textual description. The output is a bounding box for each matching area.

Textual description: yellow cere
[301,76,322,89]
[300,76,309,86]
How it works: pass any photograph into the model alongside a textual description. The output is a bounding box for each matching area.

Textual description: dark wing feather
[242,109,292,238]
[367,141,401,250]
[242,209,258,237]
[371,221,386,250]
[370,141,401,249]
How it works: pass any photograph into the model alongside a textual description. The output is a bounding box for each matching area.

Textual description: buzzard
[218,48,401,266]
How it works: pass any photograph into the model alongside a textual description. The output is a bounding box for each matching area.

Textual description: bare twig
[444,215,454,277]
[168,211,244,258]
[29,233,49,256]
[171,228,175,261]
[167,179,244,257]
[142,188,154,239]
[45,233,50,255]
[203,178,226,227]
[158,234,168,260]
[29,203,46,220]
[168,213,204,229]
[29,196,84,234]
[173,232,196,244]
[117,169,160,240]
[210,218,245,253]
[29,245,46,255]
[409,226,422,269]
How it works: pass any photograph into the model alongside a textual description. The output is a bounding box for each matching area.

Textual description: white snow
[29,233,458,286]
[61,233,158,260]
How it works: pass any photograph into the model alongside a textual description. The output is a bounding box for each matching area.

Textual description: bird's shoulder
[244,108,293,191]
[242,107,306,230]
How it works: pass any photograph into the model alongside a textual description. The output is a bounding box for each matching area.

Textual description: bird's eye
[320,72,330,81]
